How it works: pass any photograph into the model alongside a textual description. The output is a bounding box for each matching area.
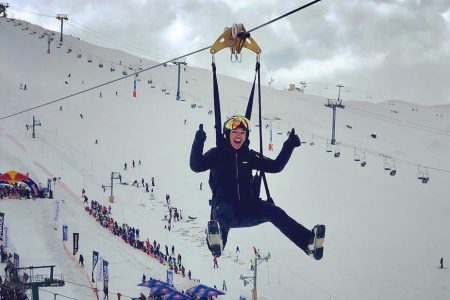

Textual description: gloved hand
[195,124,207,142]
[285,128,301,147]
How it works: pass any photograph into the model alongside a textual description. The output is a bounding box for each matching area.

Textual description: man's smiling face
[229,128,247,150]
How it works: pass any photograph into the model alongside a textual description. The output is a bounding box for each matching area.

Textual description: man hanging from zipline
[190,115,325,260]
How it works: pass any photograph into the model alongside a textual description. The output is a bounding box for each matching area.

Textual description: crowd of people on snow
[0,246,28,300]
[0,182,52,200]
[0,184,32,200]
[83,193,196,283]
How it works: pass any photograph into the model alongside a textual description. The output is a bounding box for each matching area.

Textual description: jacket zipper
[235,153,241,200]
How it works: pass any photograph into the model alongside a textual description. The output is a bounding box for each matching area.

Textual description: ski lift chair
[389,162,397,176]
[417,166,430,184]
[360,152,367,167]
[353,149,360,161]
[333,145,341,158]
[326,141,332,153]
[383,157,391,170]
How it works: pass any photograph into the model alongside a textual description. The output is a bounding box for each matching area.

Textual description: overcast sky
[8,0,450,105]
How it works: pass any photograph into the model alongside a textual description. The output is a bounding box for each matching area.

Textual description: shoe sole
[207,221,223,257]
[312,225,326,260]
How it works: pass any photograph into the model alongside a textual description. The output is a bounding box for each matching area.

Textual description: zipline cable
[247,0,323,33]
[0,0,324,121]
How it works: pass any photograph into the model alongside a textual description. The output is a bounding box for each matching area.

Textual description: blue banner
[62,224,68,241]
[103,259,109,282]
[3,226,7,247]
[0,212,4,241]
[92,251,99,283]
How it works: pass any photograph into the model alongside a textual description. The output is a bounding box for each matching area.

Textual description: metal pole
[331,106,336,145]
[110,172,113,199]
[32,116,36,138]
[59,18,63,43]
[176,63,181,100]
[32,285,39,300]
[253,254,257,300]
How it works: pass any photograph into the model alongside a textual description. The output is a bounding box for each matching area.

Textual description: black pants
[212,199,313,255]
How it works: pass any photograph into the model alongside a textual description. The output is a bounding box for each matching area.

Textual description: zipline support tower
[26,116,42,138]
[240,252,271,300]
[172,59,187,101]
[325,84,345,145]
[0,3,9,17]
[102,172,121,203]
[56,14,68,44]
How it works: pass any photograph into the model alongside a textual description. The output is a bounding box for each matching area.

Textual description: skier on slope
[190,115,325,259]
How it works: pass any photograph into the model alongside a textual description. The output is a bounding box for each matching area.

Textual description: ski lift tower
[0,3,9,17]
[240,252,271,300]
[102,172,121,203]
[172,59,187,101]
[17,265,65,300]
[325,84,345,145]
[263,115,280,151]
[56,14,68,44]
[26,116,42,138]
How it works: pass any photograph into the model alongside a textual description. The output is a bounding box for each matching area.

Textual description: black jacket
[190,136,295,206]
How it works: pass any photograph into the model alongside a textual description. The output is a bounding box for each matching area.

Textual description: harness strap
[245,62,259,120]
[212,62,222,147]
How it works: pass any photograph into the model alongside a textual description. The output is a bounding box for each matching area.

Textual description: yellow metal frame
[210,25,261,55]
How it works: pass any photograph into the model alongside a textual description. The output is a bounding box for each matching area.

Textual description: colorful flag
[62,224,68,241]
[92,251,99,282]
[73,233,79,255]
[0,212,4,241]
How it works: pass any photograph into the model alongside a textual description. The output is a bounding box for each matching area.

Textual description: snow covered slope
[1,17,450,299]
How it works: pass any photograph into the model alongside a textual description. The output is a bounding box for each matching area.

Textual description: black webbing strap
[255,61,272,202]
[212,59,272,202]
[245,62,259,120]
[212,62,222,147]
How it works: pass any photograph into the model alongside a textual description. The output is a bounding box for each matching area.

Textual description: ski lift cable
[345,106,450,137]
[0,0,324,121]
[9,6,54,18]
[301,129,450,174]
[39,288,80,300]
[66,19,169,63]
[269,89,450,139]
[8,6,168,63]
[64,280,135,299]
